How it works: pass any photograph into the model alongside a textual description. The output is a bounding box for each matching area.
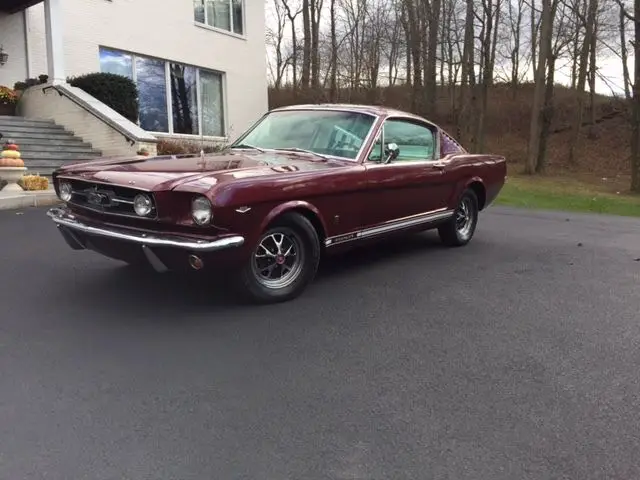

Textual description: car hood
[55,151,345,192]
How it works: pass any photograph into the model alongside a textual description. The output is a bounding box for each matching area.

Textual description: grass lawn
[495,175,640,217]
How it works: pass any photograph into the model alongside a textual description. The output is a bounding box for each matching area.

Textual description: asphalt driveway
[0,205,639,479]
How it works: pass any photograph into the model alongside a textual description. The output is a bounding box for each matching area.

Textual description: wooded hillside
[265,0,640,193]
[269,83,629,187]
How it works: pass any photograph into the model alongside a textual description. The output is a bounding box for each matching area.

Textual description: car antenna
[198,122,205,169]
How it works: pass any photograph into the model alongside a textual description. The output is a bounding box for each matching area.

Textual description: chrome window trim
[361,114,442,165]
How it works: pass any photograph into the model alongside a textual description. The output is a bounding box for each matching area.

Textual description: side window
[384,119,436,161]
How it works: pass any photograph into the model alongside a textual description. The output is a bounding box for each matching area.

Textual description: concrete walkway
[0,187,60,211]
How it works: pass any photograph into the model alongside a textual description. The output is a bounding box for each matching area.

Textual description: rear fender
[448,176,485,210]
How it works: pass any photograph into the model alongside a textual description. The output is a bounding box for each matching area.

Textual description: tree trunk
[310,0,321,90]
[282,2,300,94]
[301,0,311,88]
[457,0,475,146]
[588,18,597,137]
[401,5,412,85]
[509,0,522,98]
[620,5,631,100]
[404,0,422,112]
[329,0,337,101]
[536,54,556,173]
[530,0,538,79]
[568,0,596,165]
[570,1,584,90]
[631,0,640,192]
[476,0,497,152]
[440,0,446,90]
[525,0,552,174]
[488,0,501,88]
[425,0,441,116]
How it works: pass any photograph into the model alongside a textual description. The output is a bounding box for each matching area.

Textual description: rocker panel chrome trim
[324,208,454,247]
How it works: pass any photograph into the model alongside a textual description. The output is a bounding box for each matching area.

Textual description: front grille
[61,178,157,219]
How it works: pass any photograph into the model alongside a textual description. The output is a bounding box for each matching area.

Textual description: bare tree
[301,0,312,87]
[617,0,640,191]
[330,0,338,100]
[619,2,632,99]
[507,0,526,96]
[384,0,404,86]
[475,0,502,151]
[282,0,303,90]
[403,0,424,111]
[266,0,290,89]
[526,0,557,174]
[457,0,476,148]
[310,0,324,88]
[424,0,442,115]
[537,0,574,172]
[633,0,640,192]
[568,0,597,164]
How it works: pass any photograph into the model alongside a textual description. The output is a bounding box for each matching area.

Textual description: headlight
[133,193,153,216]
[59,181,72,202]
[191,195,212,225]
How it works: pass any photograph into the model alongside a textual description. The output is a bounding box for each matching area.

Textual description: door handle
[432,162,446,170]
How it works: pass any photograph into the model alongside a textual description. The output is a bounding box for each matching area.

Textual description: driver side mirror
[383,143,400,164]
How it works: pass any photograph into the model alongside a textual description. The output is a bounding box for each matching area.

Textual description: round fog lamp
[192,196,212,225]
[59,182,72,202]
[133,193,153,216]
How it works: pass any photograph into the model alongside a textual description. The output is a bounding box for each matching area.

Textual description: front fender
[259,200,328,236]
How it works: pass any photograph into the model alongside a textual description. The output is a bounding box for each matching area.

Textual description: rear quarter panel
[443,153,507,210]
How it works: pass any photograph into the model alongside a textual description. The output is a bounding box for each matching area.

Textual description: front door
[362,117,456,231]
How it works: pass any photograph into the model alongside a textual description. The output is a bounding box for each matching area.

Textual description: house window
[193,0,244,36]
[170,63,199,135]
[99,47,225,137]
[137,56,169,133]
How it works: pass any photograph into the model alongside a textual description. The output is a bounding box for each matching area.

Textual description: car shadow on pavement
[316,231,445,280]
[62,231,447,316]
[69,265,238,315]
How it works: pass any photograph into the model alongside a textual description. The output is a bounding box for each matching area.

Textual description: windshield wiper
[230,144,265,152]
[275,147,328,160]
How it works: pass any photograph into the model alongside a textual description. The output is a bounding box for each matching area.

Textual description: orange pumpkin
[0,157,25,167]
[4,143,18,151]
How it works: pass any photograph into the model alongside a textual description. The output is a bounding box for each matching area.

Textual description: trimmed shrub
[13,74,48,91]
[68,72,139,123]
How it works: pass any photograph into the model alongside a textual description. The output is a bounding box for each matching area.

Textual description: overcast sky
[263,1,631,97]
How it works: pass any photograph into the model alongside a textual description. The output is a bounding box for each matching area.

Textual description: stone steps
[0,115,102,176]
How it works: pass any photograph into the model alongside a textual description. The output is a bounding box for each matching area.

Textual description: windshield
[232,110,377,160]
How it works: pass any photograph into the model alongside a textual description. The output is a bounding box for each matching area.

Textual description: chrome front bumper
[47,206,245,272]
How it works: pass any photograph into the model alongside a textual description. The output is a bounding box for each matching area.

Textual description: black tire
[438,188,479,247]
[235,212,321,304]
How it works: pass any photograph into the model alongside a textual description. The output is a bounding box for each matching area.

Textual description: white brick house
[0,0,268,157]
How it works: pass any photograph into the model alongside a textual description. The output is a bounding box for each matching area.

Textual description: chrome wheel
[438,188,479,247]
[252,231,304,289]
[455,196,475,240]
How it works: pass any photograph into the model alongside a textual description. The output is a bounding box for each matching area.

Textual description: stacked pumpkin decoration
[0,141,25,167]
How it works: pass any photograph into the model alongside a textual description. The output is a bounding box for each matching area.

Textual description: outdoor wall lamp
[0,45,8,66]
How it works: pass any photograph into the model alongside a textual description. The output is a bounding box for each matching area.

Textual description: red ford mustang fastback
[48,104,507,303]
